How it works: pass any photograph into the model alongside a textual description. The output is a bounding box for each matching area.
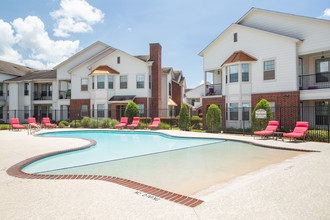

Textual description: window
[97,104,105,117]
[149,74,151,89]
[24,83,29,96]
[242,64,249,82]
[315,101,328,125]
[41,106,47,118]
[117,56,120,64]
[92,104,94,117]
[169,83,172,96]
[136,75,144,88]
[315,58,329,82]
[225,67,228,84]
[0,106,3,119]
[48,106,53,119]
[41,84,47,96]
[242,103,250,121]
[24,106,29,119]
[81,78,88,91]
[81,105,88,117]
[7,84,9,96]
[97,75,105,89]
[264,60,275,80]
[230,103,238,120]
[234,33,237,42]
[229,65,238,83]
[108,104,111,118]
[108,76,114,89]
[0,83,3,96]
[137,104,144,117]
[269,102,275,120]
[92,76,95,89]
[120,76,127,89]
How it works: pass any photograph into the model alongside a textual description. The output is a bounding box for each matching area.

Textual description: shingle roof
[162,67,172,74]
[135,55,150,62]
[173,71,182,82]
[0,60,35,77]
[109,95,136,102]
[90,65,119,74]
[5,69,56,82]
[221,50,257,66]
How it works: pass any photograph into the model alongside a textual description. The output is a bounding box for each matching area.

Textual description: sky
[0,0,329,88]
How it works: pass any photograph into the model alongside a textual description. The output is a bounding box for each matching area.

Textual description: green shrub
[206,104,222,132]
[191,116,203,129]
[87,119,98,128]
[101,118,112,128]
[81,117,91,128]
[159,122,170,129]
[138,121,149,129]
[307,129,329,142]
[252,99,273,132]
[58,121,69,128]
[159,118,178,127]
[69,120,81,128]
[0,120,5,124]
[0,124,10,130]
[124,102,140,124]
[108,119,119,129]
[178,104,191,131]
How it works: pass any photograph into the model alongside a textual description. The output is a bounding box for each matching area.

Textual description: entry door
[116,105,126,120]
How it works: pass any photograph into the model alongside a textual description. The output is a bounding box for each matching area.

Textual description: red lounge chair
[148,118,160,128]
[283,121,309,141]
[127,117,140,128]
[115,117,128,128]
[10,118,25,130]
[254,121,279,137]
[42,117,57,128]
[28,118,40,128]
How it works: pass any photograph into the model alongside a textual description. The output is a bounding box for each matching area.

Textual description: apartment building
[0,41,186,123]
[198,8,330,129]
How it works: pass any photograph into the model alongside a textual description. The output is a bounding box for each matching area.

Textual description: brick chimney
[149,43,162,117]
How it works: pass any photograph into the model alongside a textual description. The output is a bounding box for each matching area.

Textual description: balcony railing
[299,72,330,90]
[33,91,52,100]
[59,90,71,99]
[206,83,222,96]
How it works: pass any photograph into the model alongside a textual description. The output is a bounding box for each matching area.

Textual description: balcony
[59,90,71,99]
[206,83,222,96]
[299,72,330,90]
[33,91,52,100]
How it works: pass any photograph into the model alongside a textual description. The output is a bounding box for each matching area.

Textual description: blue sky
[0,0,329,88]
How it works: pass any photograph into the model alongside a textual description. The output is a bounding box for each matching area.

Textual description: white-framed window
[242,103,250,121]
[136,75,144,88]
[24,106,29,119]
[137,104,144,117]
[315,58,329,82]
[81,105,88,117]
[169,82,172,96]
[229,65,238,83]
[0,83,3,96]
[81,78,88,91]
[108,76,114,89]
[97,104,105,117]
[92,76,95,89]
[97,75,105,89]
[108,104,111,118]
[242,64,249,82]
[24,83,29,96]
[269,102,275,120]
[230,103,238,120]
[120,75,128,89]
[264,60,275,80]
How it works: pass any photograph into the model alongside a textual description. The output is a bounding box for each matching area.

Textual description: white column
[204,71,207,96]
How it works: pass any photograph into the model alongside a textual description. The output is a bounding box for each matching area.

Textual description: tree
[124,102,140,124]
[178,103,191,130]
[206,104,222,132]
[252,99,273,131]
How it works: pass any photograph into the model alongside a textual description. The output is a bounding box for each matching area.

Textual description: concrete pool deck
[0,129,330,219]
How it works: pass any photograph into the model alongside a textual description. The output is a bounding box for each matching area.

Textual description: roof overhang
[90,65,120,75]
[221,50,258,67]
[109,95,136,103]
[168,98,177,106]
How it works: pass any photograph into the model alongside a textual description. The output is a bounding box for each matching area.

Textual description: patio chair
[283,121,309,141]
[28,118,40,128]
[254,121,279,138]
[42,117,57,128]
[10,118,25,130]
[148,118,160,129]
[115,117,128,128]
[127,117,140,128]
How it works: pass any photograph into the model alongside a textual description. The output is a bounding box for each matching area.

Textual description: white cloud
[127,27,132,32]
[0,19,22,64]
[50,0,104,37]
[12,16,79,67]
[319,8,330,19]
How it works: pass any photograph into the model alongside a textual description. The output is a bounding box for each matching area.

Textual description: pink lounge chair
[148,118,160,128]
[115,117,128,128]
[254,121,279,137]
[127,117,140,128]
[283,121,309,141]
[28,118,40,128]
[42,117,57,128]
[10,118,25,130]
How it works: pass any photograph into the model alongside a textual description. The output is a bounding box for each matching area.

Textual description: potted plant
[66,91,71,98]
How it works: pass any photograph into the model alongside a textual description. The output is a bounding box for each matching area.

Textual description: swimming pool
[23,130,303,195]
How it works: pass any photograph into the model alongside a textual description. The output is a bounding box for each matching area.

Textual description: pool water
[23,131,304,195]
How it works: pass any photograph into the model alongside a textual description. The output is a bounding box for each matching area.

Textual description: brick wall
[134,97,148,116]
[150,43,162,117]
[201,96,226,129]
[70,99,90,120]
[251,91,300,130]
[171,81,182,113]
